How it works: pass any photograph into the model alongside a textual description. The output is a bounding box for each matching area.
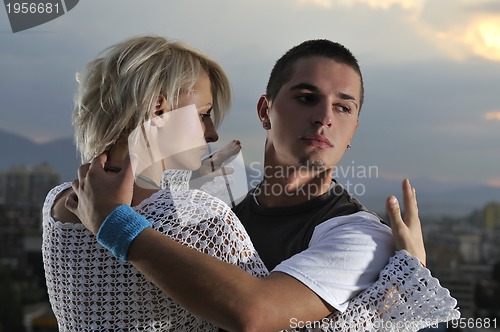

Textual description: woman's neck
[106,142,162,206]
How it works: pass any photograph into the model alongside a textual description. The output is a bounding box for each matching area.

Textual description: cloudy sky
[1,0,499,189]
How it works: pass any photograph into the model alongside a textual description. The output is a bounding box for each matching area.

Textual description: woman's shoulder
[49,182,81,224]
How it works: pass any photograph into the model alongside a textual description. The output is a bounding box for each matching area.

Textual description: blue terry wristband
[96,204,151,262]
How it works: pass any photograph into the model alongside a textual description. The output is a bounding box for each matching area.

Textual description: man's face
[261,56,361,171]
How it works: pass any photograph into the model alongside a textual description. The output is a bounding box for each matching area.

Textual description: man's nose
[312,103,332,128]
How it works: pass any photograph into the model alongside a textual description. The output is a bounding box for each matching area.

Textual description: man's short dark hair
[266,39,364,111]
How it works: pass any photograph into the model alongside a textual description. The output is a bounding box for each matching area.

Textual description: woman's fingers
[210,140,241,166]
[386,195,403,230]
[77,163,90,190]
[65,191,78,211]
[386,179,426,266]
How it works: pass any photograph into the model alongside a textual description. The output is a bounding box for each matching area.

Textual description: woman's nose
[203,118,219,143]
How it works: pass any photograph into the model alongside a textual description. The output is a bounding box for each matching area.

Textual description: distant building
[484,202,500,230]
[434,270,476,319]
[459,232,482,264]
[0,163,59,208]
[0,162,60,279]
[29,163,61,207]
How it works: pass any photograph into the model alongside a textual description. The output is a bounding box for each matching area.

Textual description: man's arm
[128,228,332,331]
[66,154,332,332]
[66,154,425,331]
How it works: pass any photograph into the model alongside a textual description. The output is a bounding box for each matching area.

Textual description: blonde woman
[42,36,267,331]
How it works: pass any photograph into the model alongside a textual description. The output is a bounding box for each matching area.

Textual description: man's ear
[257,95,270,122]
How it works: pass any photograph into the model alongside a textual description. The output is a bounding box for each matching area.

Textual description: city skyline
[0,0,499,189]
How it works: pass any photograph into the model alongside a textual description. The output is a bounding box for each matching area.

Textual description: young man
[66,40,426,331]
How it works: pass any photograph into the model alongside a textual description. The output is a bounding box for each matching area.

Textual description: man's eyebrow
[289,83,319,92]
[337,92,358,105]
[290,83,359,107]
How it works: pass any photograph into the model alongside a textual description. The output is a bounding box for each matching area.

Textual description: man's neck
[255,166,333,208]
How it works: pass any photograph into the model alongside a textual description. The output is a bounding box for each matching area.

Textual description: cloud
[484,111,500,121]
[297,0,424,11]
[487,178,500,187]
[463,16,500,61]
[294,0,500,62]
[297,0,334,9]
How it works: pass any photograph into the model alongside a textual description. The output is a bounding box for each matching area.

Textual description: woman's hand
[386,179,426,266]
[191,140,241,187]
[65,153,135,235]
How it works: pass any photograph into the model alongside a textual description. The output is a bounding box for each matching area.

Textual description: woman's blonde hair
[73,35,231,162]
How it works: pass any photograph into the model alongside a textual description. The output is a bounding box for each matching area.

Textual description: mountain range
[0,129,80,182]
[1,129,498,218]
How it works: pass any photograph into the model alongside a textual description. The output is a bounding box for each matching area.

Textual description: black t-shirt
[232,180,385,271]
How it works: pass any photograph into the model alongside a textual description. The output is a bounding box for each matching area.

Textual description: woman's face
[165,71,217,170]
[177,72,219,144]
[128,72,219,174]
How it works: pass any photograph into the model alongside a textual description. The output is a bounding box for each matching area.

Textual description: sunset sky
[1,0,499,188]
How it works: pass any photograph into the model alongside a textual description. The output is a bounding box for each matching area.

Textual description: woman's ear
[151,95,167,127]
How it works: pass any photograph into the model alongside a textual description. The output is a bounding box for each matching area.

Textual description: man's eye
[334,105,351,114]
[297,94,316,104]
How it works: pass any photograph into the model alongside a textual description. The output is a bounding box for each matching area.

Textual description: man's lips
[300,134,333,148]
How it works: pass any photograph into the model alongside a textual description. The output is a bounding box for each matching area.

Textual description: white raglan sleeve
[272,211,394,312]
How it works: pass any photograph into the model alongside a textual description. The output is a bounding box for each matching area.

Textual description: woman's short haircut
[73,35,231,162]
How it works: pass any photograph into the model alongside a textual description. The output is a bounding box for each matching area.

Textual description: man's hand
[386,179,426,266]
[65,153,135,235]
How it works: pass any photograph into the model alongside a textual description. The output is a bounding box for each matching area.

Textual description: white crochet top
[42,170,459,331]
[42,170,267,331]
[314,250,460,331]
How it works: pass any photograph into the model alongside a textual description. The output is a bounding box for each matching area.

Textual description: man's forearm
[129,228,266,331]
[128,228,331,332]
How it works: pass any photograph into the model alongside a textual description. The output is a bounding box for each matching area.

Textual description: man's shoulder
[311,211,393,249]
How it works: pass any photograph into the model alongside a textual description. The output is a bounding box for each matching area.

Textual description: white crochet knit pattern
[43,169,459,331]
[295,250,460,332]
[42,170,268,332]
